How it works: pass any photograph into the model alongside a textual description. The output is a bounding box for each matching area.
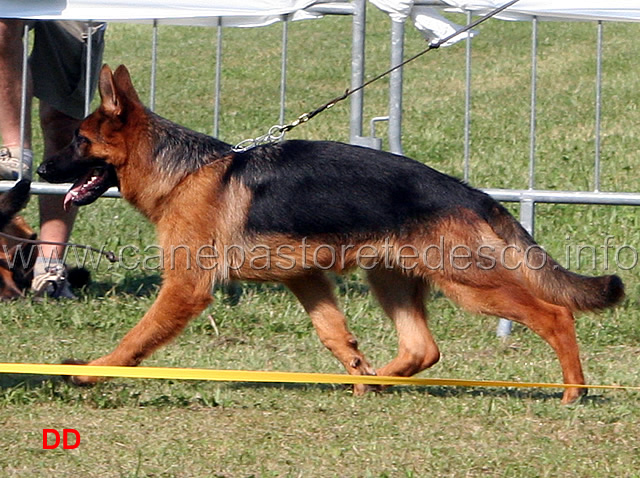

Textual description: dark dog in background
[0,214,37,299]
[38,64,624,404]
[0,180,36,299]
[0,180,89,299]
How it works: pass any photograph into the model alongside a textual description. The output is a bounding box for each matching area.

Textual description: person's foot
[31,263,77,300]
[0,146,33,181]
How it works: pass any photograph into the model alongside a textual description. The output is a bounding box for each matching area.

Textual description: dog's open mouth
[64,166,117,210]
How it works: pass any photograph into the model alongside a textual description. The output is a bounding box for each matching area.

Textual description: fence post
[19,23,29,179]
[388,18,405,155]
[350,0,366,143]
[279,16,289,126]
[84,21,93,117]
[594,21,603,192]
[150,19,158,111]
[463,10,472,183]
[213,17,223,138]
[497,16,539,338]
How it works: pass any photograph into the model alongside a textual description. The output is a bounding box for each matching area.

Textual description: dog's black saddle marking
[226,140,494,237]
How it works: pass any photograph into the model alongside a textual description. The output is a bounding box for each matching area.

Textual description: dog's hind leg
[437,279,586,404]
[66,274,213,385]
[285,272,376,394]
[366,268,440,379]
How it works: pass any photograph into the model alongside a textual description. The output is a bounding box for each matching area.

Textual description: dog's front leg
[66,274,212,385]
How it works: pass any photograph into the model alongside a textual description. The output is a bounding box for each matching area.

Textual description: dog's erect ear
[98,64,142,118]
[99,64,122,117]
[113,64,142,105]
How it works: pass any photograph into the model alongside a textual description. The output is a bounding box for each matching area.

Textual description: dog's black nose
[36,162,48,178]
[36,161,56,181]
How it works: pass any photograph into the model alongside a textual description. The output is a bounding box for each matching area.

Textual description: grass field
[1,7,639,477]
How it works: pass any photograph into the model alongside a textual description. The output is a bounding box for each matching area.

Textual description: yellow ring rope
[1,363,639,393]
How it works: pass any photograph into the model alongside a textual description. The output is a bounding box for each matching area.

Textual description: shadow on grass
[409,384,609,405]
[86,273,163,298]
[0,372,108,400]
[0,373,59,389]
[226,381,611,405]
[80,273,287,304]
[75,270,376,301]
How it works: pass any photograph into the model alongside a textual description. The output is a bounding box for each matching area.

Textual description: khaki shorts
[29,21,106,120]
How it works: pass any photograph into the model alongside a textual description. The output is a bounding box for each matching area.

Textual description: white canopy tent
[3,1,640,28]
[0,1,321,26]
[369,1,640,45]
[443,0,640,22]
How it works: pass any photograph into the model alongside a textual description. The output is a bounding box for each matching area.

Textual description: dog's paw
[561,386,588,405]
[353,383,382,396]
[61,358,96,387]
[62,358,88,366]
[351,367,380,396]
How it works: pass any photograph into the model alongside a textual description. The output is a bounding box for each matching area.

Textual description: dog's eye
[76,134,91,146]
[74,134,93,155]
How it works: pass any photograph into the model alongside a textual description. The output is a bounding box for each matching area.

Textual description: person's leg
[0,19,33,179]
[30,20,105,298]
[31,102,79,298]
[39,102,79,256]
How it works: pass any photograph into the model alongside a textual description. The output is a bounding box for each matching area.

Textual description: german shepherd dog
[38,65,624,403]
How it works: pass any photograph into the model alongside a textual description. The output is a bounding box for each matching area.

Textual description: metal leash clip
[232,124,287,153]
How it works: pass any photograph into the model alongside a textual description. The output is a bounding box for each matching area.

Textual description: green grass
[1,9,639,477]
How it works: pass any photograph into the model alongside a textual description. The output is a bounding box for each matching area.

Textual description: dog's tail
[487,203,624,312]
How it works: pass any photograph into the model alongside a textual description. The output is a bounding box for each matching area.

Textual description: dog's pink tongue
[63,169,94,210]
[64,181,86,211]
[63,190,76,211]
